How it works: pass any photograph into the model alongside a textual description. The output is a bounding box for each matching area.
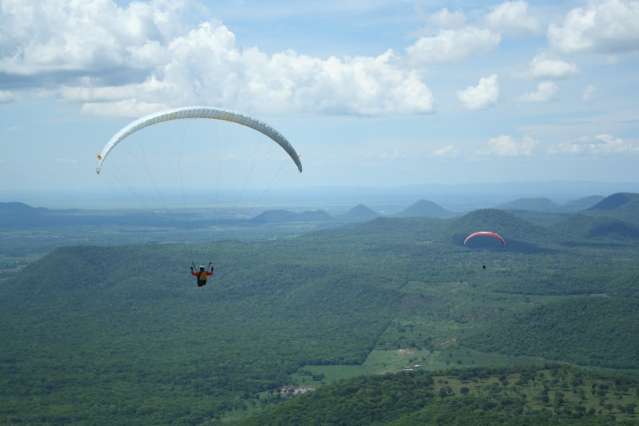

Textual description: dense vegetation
[2,193,639,424]
[466,298,639,368]
[238,366,639,425]
[0,243,402,424]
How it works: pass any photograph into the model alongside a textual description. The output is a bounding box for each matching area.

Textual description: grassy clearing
[292,349,432,384]
[292,347,546,386]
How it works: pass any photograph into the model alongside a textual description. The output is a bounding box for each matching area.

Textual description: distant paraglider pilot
[191,262,214,287]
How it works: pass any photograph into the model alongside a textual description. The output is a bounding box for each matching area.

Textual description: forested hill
[449,209,551,249]
[586,192,639,225]
[589,193,639,210]
[0,201,187,228]
[551,214,639,241]
[395,199,454,218]
[339,204,379,222]
[0,202,48,226]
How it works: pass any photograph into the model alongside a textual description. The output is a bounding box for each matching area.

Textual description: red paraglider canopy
[463,231,506,246]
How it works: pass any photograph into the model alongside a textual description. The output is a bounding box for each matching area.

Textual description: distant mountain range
[3,193,639,237]
[498,195,604,213]
[255,199,456,225]
[0,202,195,228]
[248,204,381,225]
[547,193,639,241]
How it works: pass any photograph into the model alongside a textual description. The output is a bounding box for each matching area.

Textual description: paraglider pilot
[191,262,214,287]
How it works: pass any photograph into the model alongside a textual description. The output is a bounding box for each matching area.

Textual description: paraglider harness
[191,262,214,287]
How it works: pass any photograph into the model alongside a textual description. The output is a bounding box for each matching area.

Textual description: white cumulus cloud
[407,27,501,64]
[0,0,188,75]
[549,134,639,155]
[482,135,537,157]
[0,1,434,117]
[486,1,540,35]
[549,0,639,54]
[521,81,558,102]
[457,74,499,110]
[529,54,577,79]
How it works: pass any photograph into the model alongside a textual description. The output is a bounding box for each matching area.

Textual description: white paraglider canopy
[96,106,303,174]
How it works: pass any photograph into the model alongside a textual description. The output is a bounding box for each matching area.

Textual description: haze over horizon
[3,180,639,211]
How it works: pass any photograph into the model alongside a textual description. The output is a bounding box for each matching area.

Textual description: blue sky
[1,0,638,202]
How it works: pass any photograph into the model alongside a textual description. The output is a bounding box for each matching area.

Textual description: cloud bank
[0,0,434,117]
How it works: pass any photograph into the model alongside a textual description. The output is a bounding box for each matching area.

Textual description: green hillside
[589,193,639,211]
[339,204,379,222]
[2,211,639,424]
[396,199,454,218]
[551,214,639,243]
[586,193,639,225]
[449,209,552,253]
[451,209,548,239]
[237,366,639,425]
[465,297,639,369]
